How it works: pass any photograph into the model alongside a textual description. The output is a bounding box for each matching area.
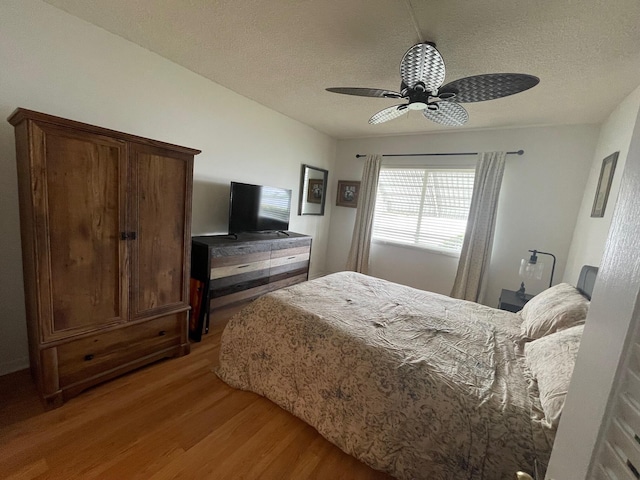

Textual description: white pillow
[520,283,589,340]
[524,324,584,427]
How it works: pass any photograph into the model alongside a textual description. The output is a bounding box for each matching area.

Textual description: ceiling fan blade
[369,104,409,125]
[439,73,540,103]
[400,43,446,92]
[423,102,469,127]
[326,87,403,99]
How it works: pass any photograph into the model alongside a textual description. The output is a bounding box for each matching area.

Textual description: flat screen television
[228,181,292,234]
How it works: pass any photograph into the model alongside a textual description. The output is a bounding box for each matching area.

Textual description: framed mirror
[299,164,328,215]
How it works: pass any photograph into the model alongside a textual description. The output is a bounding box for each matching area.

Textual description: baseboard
[0,357,29,377]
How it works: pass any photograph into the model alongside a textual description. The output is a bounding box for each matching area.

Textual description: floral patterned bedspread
[216,272,552,479]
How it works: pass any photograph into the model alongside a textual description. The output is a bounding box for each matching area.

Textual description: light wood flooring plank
[0,312,393,480]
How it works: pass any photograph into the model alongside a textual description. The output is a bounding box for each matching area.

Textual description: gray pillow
[520,283,589,340]
[524,324,584,427]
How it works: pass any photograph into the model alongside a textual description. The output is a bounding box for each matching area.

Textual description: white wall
[326,125,599,302]
[563,85,640,283]
[0,0,336,375]
[547,101,640,480]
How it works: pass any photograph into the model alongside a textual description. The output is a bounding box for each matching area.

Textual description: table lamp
[517,249,556,298]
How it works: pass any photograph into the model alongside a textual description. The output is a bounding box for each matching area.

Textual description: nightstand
[498,289,534,313]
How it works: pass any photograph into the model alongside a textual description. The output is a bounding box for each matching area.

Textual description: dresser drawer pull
[288,256,296,260]
[158,330,166,336]
[84,354,94,361]
[237,264,250,269]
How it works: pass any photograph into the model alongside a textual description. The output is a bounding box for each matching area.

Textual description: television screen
[228,182,291,234]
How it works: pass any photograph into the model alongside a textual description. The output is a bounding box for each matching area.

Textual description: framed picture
[306,178,324,204]
[336,180,361,208]
[591,151,619,218]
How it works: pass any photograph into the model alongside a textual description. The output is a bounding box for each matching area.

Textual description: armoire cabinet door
[10,107,199,409]
[32,123,129,341]
[129,143,193,319]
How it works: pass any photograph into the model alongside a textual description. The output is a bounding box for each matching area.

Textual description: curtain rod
[355,149,524,158]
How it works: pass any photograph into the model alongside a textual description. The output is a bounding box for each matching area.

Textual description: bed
[216,268,595,479]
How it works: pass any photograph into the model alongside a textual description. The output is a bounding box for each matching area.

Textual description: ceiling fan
[326,42,539,127]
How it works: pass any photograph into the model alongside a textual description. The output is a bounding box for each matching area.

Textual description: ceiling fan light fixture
[408,102,428,111]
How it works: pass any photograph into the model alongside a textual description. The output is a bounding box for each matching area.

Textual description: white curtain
[346,154,383,274]
[451,151,506,302]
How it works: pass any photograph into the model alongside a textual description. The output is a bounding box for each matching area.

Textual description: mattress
[216,271,552,479]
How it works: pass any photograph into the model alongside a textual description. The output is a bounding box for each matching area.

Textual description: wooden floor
[0,313,393,480]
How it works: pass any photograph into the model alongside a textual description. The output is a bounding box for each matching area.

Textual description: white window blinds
[372,167,475,254]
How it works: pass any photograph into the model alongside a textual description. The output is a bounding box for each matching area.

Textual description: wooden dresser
[190,232,311,340]
[9,108,200,408]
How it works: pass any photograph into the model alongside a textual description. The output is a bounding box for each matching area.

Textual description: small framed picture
[336,180,361,208]
[307,178,324,204]
[591,151,619,218]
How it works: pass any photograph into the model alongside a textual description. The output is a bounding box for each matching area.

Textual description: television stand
[189,231,312,341]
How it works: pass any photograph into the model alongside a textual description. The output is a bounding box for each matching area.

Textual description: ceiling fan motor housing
[401,81,442,111]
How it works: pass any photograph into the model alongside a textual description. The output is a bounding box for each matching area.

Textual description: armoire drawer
[56,314,183,387]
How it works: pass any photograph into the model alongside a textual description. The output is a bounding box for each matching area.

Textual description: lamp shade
[519,258,544,280]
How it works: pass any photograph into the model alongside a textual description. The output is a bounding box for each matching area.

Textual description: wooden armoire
[9,108,200,409]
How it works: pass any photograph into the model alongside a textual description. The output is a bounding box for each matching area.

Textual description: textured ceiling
[43,0,640,139]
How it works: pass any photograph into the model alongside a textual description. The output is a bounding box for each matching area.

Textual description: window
[372,167,475,254]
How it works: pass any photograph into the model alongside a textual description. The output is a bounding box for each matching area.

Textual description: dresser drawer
[271,237,312,253]
[210,244,271,263]
[270,252,310,267]
[270,238,311,277]
[210,258,271,280]
[210,273,270,297]
[56,314,183,387]
[270,237,310,279]
[210,244,271,280]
